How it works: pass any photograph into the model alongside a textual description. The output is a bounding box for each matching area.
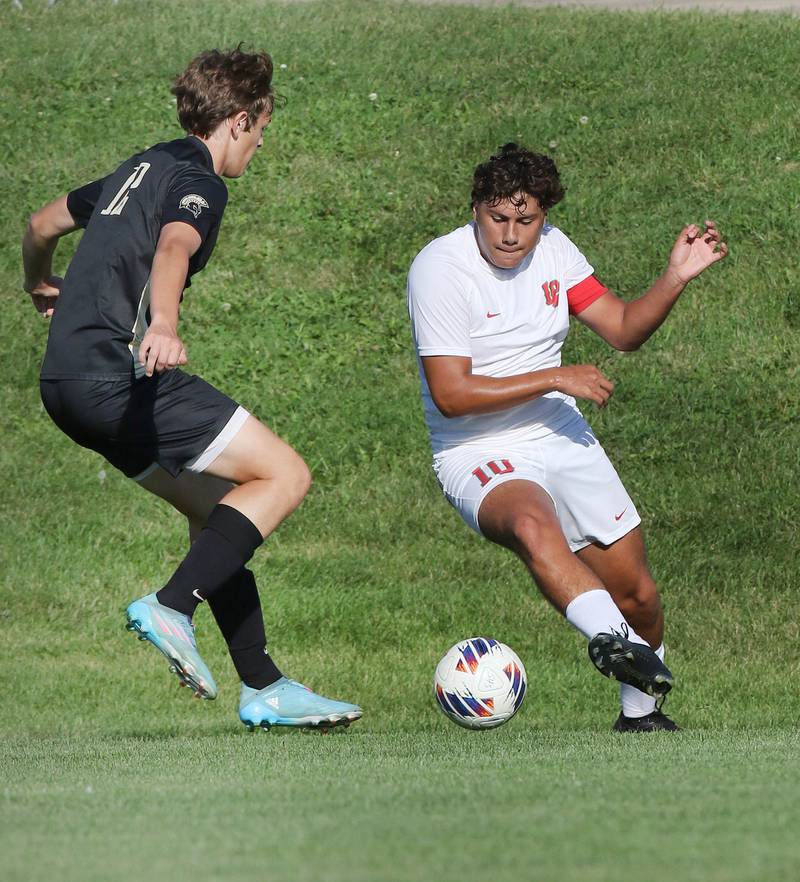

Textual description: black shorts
[40,370,245,479]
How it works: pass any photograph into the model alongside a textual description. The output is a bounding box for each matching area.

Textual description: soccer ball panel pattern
[434,637,527,730]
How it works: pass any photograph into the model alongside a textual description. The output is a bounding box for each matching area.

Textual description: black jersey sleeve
[161,169,228,245]
[66,178,107,228]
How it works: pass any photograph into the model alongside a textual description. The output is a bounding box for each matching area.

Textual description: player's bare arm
[578,221,728,351]
[138,221,200,377]
[22,195,80,317]
[421,355,614,418]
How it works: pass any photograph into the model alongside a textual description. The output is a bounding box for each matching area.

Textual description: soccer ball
[433,637,527,730]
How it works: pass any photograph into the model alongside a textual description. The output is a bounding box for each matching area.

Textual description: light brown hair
[172,46,274,137]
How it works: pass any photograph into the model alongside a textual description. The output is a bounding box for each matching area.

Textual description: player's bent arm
[578,221,728,351]
[575,282,684,351]
[139,222,202,376]
[23,196,81,312]
[421,355,614,417]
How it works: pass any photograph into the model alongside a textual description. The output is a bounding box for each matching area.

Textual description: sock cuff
[205,504,263,561]
[565,588,610,617]
[564,588,647,646]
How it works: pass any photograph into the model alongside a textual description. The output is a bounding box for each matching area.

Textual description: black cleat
[613,710,680,732]
[588,629,674,698]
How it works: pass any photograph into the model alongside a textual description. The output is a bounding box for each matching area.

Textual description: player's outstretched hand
[26,275,62,318]
[139,322,188,377]
[667,220,728,286]
[553,364,614,408]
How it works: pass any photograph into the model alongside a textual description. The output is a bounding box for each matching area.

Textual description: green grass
[4,731,800,882]
[1,1,799,880]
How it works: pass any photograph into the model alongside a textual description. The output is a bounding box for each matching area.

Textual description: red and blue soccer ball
[434,637,527,730]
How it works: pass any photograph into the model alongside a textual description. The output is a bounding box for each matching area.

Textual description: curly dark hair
[172,46,274,137]
[471,143,565,212]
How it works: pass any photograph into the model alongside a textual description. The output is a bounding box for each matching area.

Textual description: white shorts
[432,416,641,552]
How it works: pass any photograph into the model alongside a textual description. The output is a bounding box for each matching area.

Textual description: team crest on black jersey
[179,194,209,218]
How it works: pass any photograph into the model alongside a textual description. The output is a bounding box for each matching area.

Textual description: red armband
[567,275,608,315]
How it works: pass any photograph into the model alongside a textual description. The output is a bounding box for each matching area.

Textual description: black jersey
[40,137,228,380]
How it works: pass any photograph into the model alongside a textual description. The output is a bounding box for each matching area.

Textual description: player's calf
[611,573,663,649]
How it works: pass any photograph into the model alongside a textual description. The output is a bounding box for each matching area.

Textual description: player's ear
[231,111,249,139]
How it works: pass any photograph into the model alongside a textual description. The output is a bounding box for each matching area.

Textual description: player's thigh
[576,525,656,601]
[435,446,543,535]
[138,466,234,526]
[478,479,569,555]
[201,415,310,489]
[434,446,568,553]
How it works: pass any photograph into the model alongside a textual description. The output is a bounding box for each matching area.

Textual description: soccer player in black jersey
[23,47,361,731]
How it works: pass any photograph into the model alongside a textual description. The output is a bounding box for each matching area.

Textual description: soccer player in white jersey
[408,143,728,731]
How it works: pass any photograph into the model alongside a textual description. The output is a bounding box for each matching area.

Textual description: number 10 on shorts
[472,459,515,487]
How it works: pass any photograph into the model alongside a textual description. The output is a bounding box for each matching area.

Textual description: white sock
[620,644,665,718]
[564,588,648,645]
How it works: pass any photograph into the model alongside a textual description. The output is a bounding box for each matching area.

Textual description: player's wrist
[539,367,561,393]
[661,266,689,291]
[148,316,179,334]
[24,279,48,295]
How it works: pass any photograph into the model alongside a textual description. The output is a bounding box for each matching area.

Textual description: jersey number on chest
[542,280,560,308]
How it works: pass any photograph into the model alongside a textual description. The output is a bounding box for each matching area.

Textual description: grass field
[1,1,799,880]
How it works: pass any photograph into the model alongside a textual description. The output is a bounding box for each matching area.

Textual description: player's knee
[279,452,312,508]
[246,441,311,506]
[508,510,563,559]
[622,574,661,625]
[295,455,312,501]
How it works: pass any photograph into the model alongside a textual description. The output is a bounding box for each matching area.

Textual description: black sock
[157,504,263,617]
[208,568,283,690]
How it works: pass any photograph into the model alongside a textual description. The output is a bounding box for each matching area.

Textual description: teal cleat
[239,677,362,731]
[126,593,218,700]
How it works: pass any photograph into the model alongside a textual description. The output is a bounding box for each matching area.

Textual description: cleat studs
[260,722,271,731]
[138,635,148,641]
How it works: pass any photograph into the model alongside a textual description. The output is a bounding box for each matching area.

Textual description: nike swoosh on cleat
[192,589,205,602]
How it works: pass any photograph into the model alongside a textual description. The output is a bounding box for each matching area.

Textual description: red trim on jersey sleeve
[567,275,608,315]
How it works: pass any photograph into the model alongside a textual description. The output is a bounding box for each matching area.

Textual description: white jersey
[407,222,607,455]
